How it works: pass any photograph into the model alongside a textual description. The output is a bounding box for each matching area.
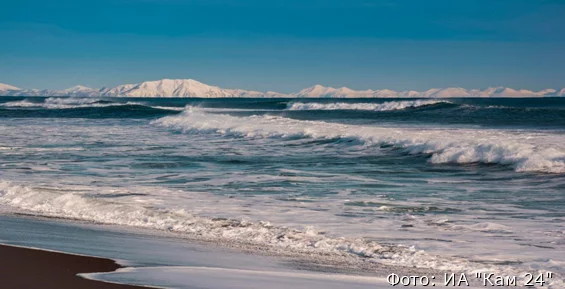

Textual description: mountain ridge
[0,83,21,91]
[1,80,564,98]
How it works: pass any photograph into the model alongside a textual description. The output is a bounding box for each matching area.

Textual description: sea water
[0,96,564,285]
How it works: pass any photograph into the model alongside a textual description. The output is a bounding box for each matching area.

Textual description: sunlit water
[1,96,564,285]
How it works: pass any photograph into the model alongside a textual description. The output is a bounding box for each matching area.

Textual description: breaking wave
[4,180,563,286]
[0,97,188,111]
[286,100,451,111]
[0,98,187,119]
[0,97,131,109]
[153,108,565,173]
[0,180,516,274]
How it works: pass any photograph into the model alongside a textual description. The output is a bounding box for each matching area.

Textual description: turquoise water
[1,96,564,284]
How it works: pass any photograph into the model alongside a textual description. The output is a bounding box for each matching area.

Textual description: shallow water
[1,96,564,286]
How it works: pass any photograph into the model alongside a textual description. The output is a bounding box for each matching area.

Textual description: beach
[1,96,564,288]
[0,244,152,289]
[0,214,398,289]
[2,0,564,287]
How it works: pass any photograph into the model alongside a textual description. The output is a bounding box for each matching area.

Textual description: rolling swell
[286,100,452,111]
[153,108,565,173]
[190,98,565,128]
[0,97,181,118]
[436,104,565,127]
[2,96,565,126]
[0,104,180,118]
[279,101,565,127]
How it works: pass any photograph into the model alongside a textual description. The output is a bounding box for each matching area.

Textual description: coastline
[0,243,156,289]
[0,213,394,288]
[0,213,494,289]
[2,97,565,287]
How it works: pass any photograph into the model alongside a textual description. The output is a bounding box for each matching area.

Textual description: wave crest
[286,100,451,111]
[1,98,128,109]
[153,108,565,173]
[0,98,189,113]
[0,180,508,273]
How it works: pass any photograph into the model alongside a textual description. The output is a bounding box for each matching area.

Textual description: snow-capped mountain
[101,79,269,98]
[1,79,564,98]
[0,83,99,97]
[62,85,101,97]
[294,85,374,98]
[0,83,21,92]
[293,85,563,98]
[294,85,403,98]
[0,79,279,98]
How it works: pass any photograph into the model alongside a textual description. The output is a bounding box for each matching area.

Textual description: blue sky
[1,0,564,92]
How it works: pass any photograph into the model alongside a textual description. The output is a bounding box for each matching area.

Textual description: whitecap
[153,108,565,173]
[286,100,450,111]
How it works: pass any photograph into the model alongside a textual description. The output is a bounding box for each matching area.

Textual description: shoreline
[0,213,522,288]
[0,214,394,288]
[0,210,429,276]
[0,243,156,289]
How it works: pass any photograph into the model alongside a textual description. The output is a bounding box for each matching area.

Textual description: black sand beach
[0,244,153,289]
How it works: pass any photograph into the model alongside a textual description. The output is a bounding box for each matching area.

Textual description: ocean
[1,96,564,286]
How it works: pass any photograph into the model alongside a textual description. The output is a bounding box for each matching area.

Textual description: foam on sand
[0,180,513,274]
[2,180,564,287]
[88,266,389,289]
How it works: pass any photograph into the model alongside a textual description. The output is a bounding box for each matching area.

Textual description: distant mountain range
[294,84,565,98]
[1,79,564,98]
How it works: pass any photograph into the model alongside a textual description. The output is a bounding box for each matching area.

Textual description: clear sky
[1,0,564,93]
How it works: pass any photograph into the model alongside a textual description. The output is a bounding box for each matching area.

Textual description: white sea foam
[286,100,450,111]
[0,180,534,277]
[151,106,187,111]
[153,108,565,173]
[89,266,389,289]
[45,97,107,106]
[1,98,188,112]
[2,107,564,286]
[3,180,564,287]
[1,100,39,107]
[0,181,452,270]
[1,98,144,109]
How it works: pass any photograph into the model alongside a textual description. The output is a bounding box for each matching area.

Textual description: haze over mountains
[1,79,564,98]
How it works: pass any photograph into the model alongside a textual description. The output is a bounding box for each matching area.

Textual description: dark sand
[0,244,154,289]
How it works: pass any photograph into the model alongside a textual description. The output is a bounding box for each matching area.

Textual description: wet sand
[0,244,154,289]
